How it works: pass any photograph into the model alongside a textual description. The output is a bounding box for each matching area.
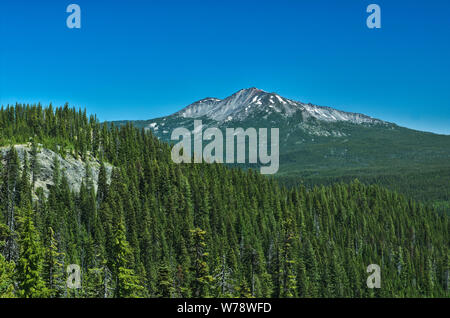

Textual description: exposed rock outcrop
[0,144,113,196]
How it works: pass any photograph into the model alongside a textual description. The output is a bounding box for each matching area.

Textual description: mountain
[119,87,389,135]
[111,88,450,205]
[0,103,449,298]
[175,87,384,125]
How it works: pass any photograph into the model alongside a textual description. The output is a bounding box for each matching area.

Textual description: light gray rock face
[174,87,385,124]
[0,144,113,196]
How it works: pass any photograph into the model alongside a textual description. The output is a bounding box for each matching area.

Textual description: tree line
[0,103,448,297]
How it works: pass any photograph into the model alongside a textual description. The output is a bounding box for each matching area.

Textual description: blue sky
[1,0,449,134]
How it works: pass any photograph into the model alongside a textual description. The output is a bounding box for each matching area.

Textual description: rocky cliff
[0,144,113,196]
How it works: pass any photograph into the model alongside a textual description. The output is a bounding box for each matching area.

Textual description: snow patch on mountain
[301,104,380,124]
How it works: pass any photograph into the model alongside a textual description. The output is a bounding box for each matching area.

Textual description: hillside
[0,144,113,196]
[112,88,450,205]
[0,104,448,298]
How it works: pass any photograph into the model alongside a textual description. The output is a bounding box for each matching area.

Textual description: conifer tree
[190,228,214,297]
[111,219,143,298]
[0,253,15,298]
[1,147,20,262]
[30,140,39,188]
[43,227,65,297]
[0,223,15,298]
[16,205,47,298]
[156,261,174,298]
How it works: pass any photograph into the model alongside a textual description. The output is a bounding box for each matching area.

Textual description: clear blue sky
[1,0,449,134]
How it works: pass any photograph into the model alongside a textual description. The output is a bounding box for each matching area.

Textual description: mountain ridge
[171,87,387,126]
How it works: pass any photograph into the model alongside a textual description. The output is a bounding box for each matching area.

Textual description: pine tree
[156,261,174,298]
[30,140,39,188]
[1,147,20,262]
[190,228,214,297]
[97,162,108,206]
[111,219,143,298]
[16,205,47,298]
[43,227,65,297]
[0,253,15,298]
[280,218,298,298]
[85,252,112,298]
[18,151,32,207]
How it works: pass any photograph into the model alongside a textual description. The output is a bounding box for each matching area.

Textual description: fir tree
[16,205,47,298]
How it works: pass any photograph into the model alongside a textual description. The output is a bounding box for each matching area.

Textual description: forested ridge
[0,104,448,298]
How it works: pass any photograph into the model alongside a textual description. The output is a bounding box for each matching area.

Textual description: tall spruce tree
[16,205,47,298]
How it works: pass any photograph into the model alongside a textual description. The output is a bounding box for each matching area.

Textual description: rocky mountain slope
[0,144,113,196]
[121,87,391,139]
[175,87,385,125]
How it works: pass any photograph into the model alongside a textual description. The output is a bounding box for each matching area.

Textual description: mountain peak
[239,87,265,94]
[174,88,385,125]
[226,87,267,103]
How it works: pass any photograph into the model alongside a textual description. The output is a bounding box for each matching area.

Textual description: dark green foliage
[15,206,47,298]
[116,108,450,207]
[0,223,15,298]
[43,227,65,298]
[0,104,448,298]
[190,228,213,297]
